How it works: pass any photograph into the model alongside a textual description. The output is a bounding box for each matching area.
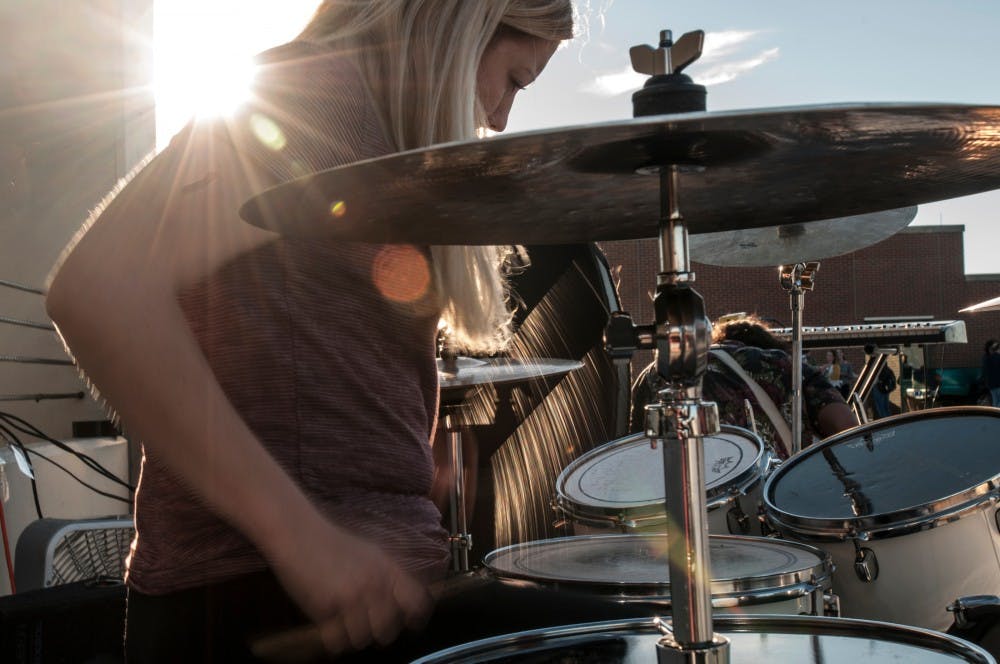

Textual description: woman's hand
[266,516,433,655]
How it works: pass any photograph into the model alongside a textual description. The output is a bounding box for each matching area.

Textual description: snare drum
[484,534,834,615]
[764,407,1000,631]
[555,426,770,535]
[412,615,995,663]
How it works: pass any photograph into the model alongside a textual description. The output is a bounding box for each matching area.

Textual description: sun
[153,0,320,150]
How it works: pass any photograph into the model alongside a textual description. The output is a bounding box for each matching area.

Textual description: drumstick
[249,572,490,663]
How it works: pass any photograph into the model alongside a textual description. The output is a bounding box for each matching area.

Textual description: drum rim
[555,425,768,524]
[762,406,1000,539]
[482,534,833,601]
[411,615,994,663]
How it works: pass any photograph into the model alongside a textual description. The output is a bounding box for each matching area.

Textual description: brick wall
[601,225,1000,371]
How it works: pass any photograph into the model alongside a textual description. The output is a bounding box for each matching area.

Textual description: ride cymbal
[689,206,917,267]
[240,103,1000,245]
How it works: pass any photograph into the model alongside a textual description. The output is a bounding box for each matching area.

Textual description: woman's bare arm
[46,120,429,653]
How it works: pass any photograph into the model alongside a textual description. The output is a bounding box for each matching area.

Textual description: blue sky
[156,0,1000,274]
[508,1,1000,274]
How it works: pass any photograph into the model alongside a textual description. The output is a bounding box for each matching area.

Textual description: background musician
[631,314,857,458]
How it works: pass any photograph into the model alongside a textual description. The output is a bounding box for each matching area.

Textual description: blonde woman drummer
[43,2,620,661]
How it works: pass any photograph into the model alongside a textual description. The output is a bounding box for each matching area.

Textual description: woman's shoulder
[229,41,392,178]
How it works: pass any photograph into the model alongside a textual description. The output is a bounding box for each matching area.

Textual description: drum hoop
[555,426,767,520]
[483,534,833,599]
[762,406,1000,538]
[411,615,994,664]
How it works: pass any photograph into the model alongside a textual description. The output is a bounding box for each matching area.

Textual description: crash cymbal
[959,295,1000,313]
[437,357,582,393]
[689,206,917,267]
[240,104,1000,245]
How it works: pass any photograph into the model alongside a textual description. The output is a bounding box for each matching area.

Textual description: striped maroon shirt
[127,43,449,594]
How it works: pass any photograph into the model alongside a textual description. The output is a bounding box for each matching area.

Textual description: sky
[155,0,1000,274]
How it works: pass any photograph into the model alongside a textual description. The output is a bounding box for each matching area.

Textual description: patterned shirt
[128,43,449,594]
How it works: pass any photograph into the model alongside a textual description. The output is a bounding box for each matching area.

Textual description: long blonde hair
[297,1,573,353]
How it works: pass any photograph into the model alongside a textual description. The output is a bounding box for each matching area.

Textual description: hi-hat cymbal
[689,206,917,267]
[438,357,582,394]
[240,104,1000,245]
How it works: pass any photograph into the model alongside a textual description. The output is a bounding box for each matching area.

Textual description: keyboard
[768,320,967,349]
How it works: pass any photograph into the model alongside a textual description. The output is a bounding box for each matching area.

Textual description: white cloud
[580,29,779,96]
[583,66,646,96]
[701,30,759,61]
[697,47,780,86]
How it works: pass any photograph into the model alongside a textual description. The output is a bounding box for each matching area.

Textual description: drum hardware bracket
[725,495,751,535]
[852,538,879,582]
[656,634,731,664]
[947,594,1000,629]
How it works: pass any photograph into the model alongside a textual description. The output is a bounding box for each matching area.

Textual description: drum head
[413,616,994,663]
[557,427,764,517]
[484,534,829,597]
[765,407,1000,535]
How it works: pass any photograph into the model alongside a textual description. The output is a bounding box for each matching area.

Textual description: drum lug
[757,506,777,537]
[823,592,842,617]
[994,506,1000,534]
[853,540,879,583]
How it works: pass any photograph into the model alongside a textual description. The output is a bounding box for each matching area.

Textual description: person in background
[835,348,856,401]
[43,2,649,662]
[982,339,1000,406]
[631,314,857,459]
[821,349,842,393]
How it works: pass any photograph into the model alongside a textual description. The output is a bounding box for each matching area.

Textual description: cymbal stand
[779,262,819,456]
[609,175,731,663]
[612,28,729,663]
[441,405,471,572]
[437,338,473,572]
[644,166,729,664]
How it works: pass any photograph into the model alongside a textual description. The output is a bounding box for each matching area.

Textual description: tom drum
[554,426,771,535]
[484,533,835,616]
[763,407,1000,631]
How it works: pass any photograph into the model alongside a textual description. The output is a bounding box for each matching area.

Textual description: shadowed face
[477,27,558,132]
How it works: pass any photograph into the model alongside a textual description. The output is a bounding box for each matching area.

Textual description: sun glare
[153,1,320,150]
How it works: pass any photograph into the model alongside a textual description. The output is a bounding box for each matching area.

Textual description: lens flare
[329,200,347,218]
[249,113,287,151]
[372,245,431,304]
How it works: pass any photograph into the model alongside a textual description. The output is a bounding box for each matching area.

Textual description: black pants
[125,570,658,663]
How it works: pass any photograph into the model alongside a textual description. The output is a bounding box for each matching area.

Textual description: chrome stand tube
[779,262,819,456]
[647,166,729,663]
[443,409,471,572]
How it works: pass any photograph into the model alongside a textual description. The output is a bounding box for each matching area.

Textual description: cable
[0,422,132,511]
[0,492,15,594]
[21,446,130,505]
[0,425,43,520]
[0,412,134,492]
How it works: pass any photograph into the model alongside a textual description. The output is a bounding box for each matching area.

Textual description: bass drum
[412,616,994,663]
[554,426,770,535]
[763,407,1000,631]
[484,533,834,615]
